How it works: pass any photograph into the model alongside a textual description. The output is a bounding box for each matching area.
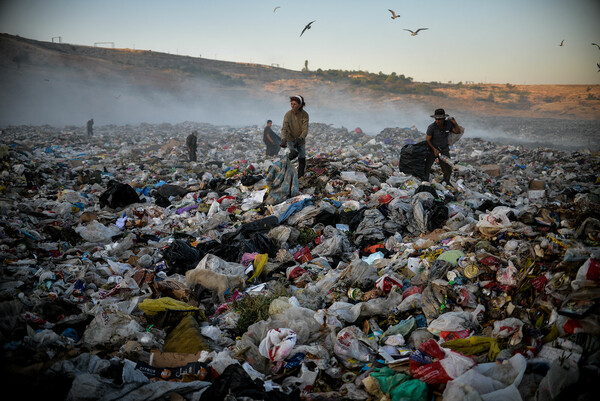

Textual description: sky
[1,0,600,85]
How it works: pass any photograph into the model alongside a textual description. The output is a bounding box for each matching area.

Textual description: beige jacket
[281,109,309,142]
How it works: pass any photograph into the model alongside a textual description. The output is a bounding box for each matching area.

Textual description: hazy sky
[1,0,599,85]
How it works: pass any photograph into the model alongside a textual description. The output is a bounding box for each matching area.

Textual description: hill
[1,33,599,136]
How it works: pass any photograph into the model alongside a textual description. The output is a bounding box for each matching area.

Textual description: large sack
[399,141,429,181]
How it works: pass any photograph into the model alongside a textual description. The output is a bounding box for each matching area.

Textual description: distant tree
[302,60,309,72]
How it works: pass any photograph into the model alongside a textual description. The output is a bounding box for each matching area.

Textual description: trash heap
[1,121,599,401]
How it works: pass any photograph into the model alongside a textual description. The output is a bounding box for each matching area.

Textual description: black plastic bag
[399,141,429,181]
[99,180,141,209]
[415,184,438,200]
[239,215,279,236]
[427,200,449,231]
[200,364,298,401]
[241,174,264,186]
[153,191,171,208]
[162,239,204,273]
[156,184,189,198]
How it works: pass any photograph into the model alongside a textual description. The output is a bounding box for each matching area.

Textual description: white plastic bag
[443,353,526,401]
[476,207,514,237]
[333,326,377,368]
[258,328,297,362]
[340,171,369,184]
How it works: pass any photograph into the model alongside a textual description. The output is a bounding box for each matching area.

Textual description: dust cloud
[0,68,428,134]
[0,65,596,152]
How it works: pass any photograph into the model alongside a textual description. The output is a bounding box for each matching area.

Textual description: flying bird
[404,28,428,36]
[300,20,316,37]
[273,6,280,13]
[592,43,600,50]
[597,63,600,72]
[388,9,400,19]
[559,40,564,46]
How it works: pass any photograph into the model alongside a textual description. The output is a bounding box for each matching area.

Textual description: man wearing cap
[280,95,309,177]
[425,108,461,186]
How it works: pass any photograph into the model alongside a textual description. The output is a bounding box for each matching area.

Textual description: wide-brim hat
[430,108,449,119]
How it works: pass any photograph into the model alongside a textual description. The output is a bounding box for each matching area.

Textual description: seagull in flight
[404,28,428,36]
[559,39,564,46]
[300,20,316,37]
[592,43,600,50]
[273,6,280,13]
[388,9,400,19]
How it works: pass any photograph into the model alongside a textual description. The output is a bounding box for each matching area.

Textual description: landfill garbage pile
[1,121,599,401]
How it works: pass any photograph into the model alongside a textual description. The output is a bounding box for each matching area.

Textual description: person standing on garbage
[186,131,198,162]
[425,108,461,185]
[263,120,281,157]
[86,118,94,137]
[280,95,309,177]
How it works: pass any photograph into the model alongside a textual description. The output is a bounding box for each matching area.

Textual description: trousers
[425,148,451,184]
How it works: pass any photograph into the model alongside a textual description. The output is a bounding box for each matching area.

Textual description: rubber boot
[298,158,306,177]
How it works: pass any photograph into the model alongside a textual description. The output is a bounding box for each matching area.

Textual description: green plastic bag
[371,366,428,401]
[381,317,416,343]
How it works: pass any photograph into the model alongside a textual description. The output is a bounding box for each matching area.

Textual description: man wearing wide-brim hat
[425,108,461,185]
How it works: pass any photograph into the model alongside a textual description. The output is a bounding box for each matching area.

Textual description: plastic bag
[536,358,580,401]
[492,318,524,346]
[443,353,526,401]
[381,317,416,343]
[571,257,600,290]
[248,253,268,281]
[334,326,378,369]
[370,367,428,401]
[258,328,297,362]
[476,207,514,237]
[138,297,201,317]
[427,305,484,335]
[340,171,369,184]
[442,336,501,361]
[410,339,475,385]
[281,363,319,393]
[163,315,210,354]
[448,125,465,146]
[399,141,429,181]
[74,220,121,243]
